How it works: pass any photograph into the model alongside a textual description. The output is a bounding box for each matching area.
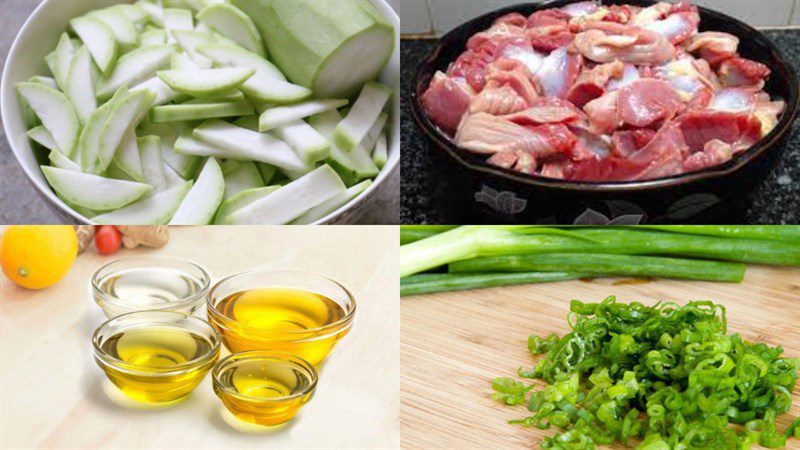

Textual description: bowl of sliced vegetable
[1,0,399,224]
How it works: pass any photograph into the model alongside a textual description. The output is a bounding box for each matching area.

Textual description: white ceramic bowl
[0,0,399,224]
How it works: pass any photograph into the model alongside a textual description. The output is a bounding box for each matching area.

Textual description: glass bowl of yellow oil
[207,268,356,366]
[92,310,221,404]
[213,351,317,426]
[92,257,210,319]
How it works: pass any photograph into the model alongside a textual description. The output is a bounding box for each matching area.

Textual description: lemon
[1,226,78,289]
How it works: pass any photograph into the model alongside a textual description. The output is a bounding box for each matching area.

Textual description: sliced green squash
[232,0,394,98]
[41,165,152,210]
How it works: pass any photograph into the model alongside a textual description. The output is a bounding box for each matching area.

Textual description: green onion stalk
[400,226,800,278]
[400,272,588,296]
[449,253,746,283]
[633,225,800,242]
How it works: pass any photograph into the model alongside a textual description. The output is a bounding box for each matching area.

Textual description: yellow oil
[210,288,349,365]
[214,358,315,426]
[97,327,219,403]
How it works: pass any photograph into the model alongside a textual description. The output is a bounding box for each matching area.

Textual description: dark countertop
[400,31,800,225]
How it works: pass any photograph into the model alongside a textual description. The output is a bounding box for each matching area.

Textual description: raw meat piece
[452,32,527,91]
[560,2,601,18]
[612,129,657,157]
[718,57,771,88]
[502,97,580,125]
[567,60,625,107]
[486,58,541,104]
[466,23,525,51]
[514,150,538,174]
[753,94,786,136]
[617,79,683,127]
[683,139,733,171]
[527,9,572,28]
[487,150,539,175]
[540,159,567,178]
[486,150,539,175]
[470,84,528,115]
[606,64,641,91]
[501,41,547,75]
[678,110,763,154]
[455,113,576,158]
[527,27,575,52]
[584,90,621,135]
[625,122,687,179]
[534,46,582,98]
[486,150,519,169]
[645,11,699,45]
[604,5,635,24]
[570,125,612,160]
[631,2,675,26]
[421,72,473,134]
[574,22,675,65]
[653,56,715,106]
[564,121,686,181]
[686,32,739,66]
[708,88,756,112]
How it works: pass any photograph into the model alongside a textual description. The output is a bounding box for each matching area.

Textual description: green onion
[567,228,800,266]
[400,226,800,278]
[492,297,800,449]
[635,225,800,242]
[449,253,746,282]
[400,225,456,245]
[400,272,587,296]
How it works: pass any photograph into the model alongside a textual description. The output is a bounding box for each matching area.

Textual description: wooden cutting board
[401,265,800,449]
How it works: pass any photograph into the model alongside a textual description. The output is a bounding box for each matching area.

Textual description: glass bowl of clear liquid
[92,258,211,319]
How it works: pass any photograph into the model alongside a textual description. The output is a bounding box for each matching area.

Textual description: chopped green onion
[492,297,800,448]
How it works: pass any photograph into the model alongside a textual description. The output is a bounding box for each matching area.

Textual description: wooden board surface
[401,265,800,449]
[1,226,399,449]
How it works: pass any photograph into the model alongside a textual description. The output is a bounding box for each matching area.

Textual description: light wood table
[401,265,800,449]
[1,226,399,449]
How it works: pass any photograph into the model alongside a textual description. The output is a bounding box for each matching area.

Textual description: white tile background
[401,0,800,35]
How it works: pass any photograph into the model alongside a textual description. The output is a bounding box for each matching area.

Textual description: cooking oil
[213,352,317,426]
[96,327,219,403]
[208,288,351,365]
[94,266,206,317]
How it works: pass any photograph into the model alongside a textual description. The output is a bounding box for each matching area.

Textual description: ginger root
[74,226,95,253]
[117,226,170,249]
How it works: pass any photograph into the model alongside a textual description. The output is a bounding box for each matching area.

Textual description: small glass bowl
[92,257,210,319]
[212,351,318,426]
[207,268,356,366]
[92,310,221,404]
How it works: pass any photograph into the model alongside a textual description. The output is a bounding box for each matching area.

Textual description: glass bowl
[92,257,210,319]
[207,268,356,366]
[212,351,318,426]
[92,310,220,404]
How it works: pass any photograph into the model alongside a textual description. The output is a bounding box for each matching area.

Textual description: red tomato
[95,226,122,255]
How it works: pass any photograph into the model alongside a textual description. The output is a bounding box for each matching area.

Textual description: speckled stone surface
[401,32,800,225]
[0,0,399,225]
